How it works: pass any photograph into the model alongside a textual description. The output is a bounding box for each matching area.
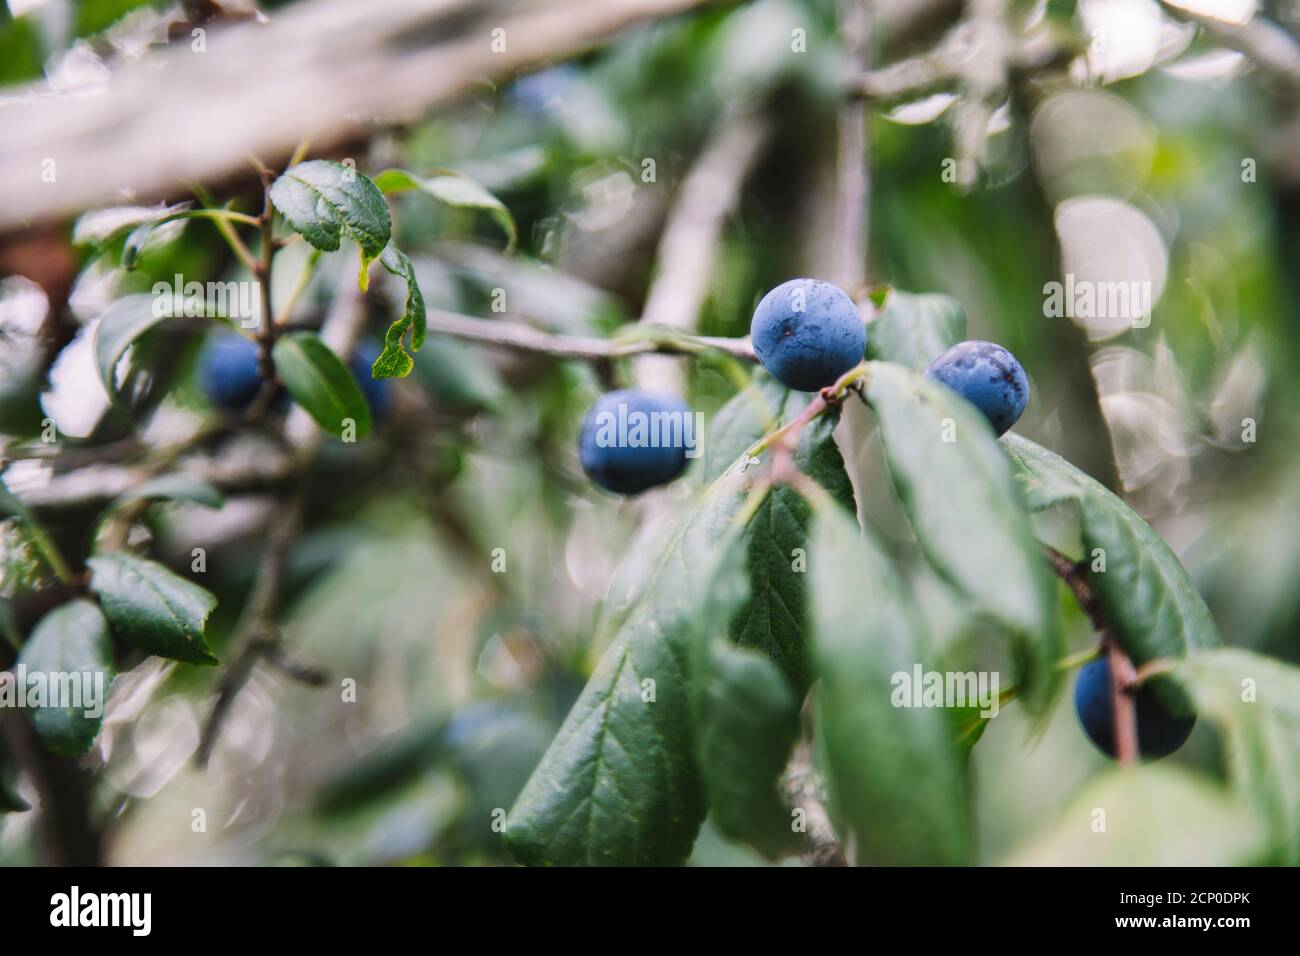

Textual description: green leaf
[87,553,218,665]
[92,294,176,403]
[701,374,790,484]
[695,643,802,858]
[1001,433,1221,671]
[72,202,190,247]
[506,397,855,865]
[1171,649,1300,864]
[731,412,854,692]
[16,600,115,756]
[0,476,73,583]
[269,160,391,289]
[272,332,372,439]
[809,504,972,865]
[1006,765,1267,865]
[117,474,224,509]
[864,362,1060,713]
[372,244,427,379]
[702,377,856,691]
[689,536,801,859]
[506,467,759,866]
[121,206,192,269]
[375,168,517,253]
[866,289,966,371]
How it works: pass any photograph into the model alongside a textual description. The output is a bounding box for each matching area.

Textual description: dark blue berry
[200,332,264,411]
[750,279,866,392]
[579,389,694,495]
[1074,656,1196,760]
[924,340,1029,436]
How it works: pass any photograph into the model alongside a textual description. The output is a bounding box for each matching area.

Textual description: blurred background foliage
[0,0,1298,865]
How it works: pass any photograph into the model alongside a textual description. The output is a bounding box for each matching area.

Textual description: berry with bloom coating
[578,389,694,495]
[750,279,865,392]
[200,333,264,411]
[924,340,1029,436]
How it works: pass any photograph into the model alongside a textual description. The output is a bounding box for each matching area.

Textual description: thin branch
[783,743,847,867]
[1040,543,1107,632]
[1107,641,1140,765]
[1159,2,1300,88]
[1042,543,1139,762]
[0,0,720,229]
[13,309,759,513]
[195,252,372,765]
[195,484,306,767]
[850,24,1070,102]
[632,109,771,395]
[422,307,758,362]
[834,0,872,293]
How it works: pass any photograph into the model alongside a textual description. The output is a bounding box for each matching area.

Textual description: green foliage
[865,362,1061,714]
[87,553,218,665]
[702,378,855,691]
[505,469,757,865]
[272,332,372,438]
[1002,434,1221,680]
[374,168,518,253]
[1172,649,1300,864]
[16,600,115,757]
[92,294,176,404]
[270,160,391,287]
[810,503,972,865]
[0,12,43,87]
[866,289,966,372]
[688,537,801,859]
[373,245,427,379]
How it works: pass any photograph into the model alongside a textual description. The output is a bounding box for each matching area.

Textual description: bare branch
[1108,642,1140,765]
[0,0,717,229]
[633,110,771,395]
[423,307,758,362]
[1159,2,1300,87]
[833,0,872,293]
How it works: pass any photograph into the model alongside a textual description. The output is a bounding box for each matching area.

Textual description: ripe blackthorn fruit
[924,340,1029,436]
[750,279,865,392]
[579,389,694,495]
[200,332,264,411]
[1074,656,1196,760]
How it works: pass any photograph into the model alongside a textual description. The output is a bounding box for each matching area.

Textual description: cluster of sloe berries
[578,277,1033,494]
[211,292,1189,761]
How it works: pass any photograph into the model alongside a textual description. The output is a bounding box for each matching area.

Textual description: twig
[1041,544,1139,762]
[0,0,720,229]
[834,0,872,293]
[633,110,771,395]
[246,170,281,421]
[196,251,372,766]
[422,307,758,362]
[1107,641,1140,765]
[783,743,847,866]
[850,23,1068,102]
[1040,543,1107,632]
[1158,1,1300,88]
[195,484,306,767]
